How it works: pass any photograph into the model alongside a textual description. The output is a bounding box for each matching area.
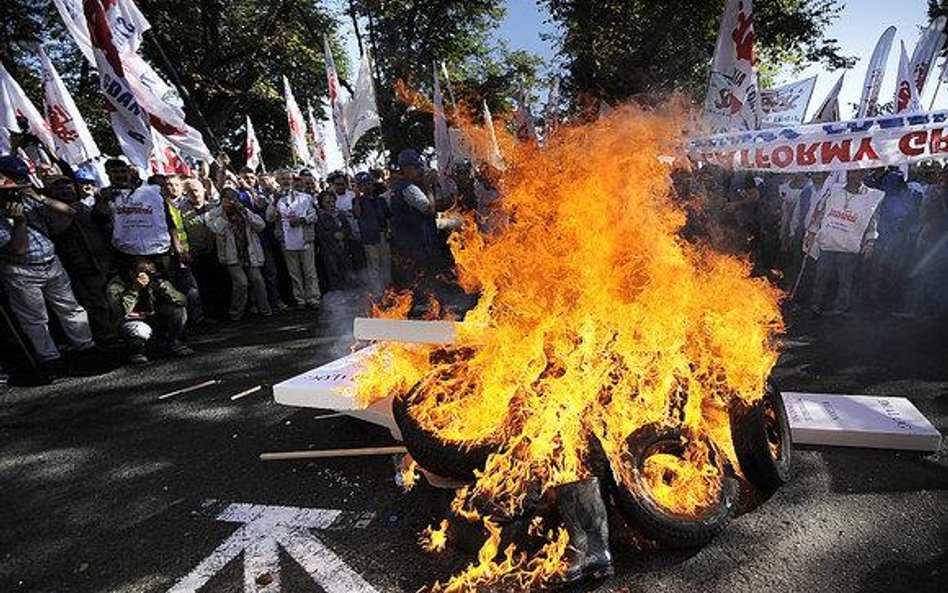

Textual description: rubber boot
[555,477,614,584]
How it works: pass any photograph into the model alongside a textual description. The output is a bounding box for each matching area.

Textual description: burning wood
[350,105,788,590]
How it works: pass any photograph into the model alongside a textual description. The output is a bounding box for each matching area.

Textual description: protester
[267,172,320,309]
[353,171,392,292]
[809,168,884,316]
[0,156,95,368]
[208,188,271,320]
[155,174,205,325]
[45,174,118,343]
[237,167,287,311]
[179,176,226,318]
[328,171,365,270]
[388,149,434,289]
[75,170,99,207]
[107,257,192,364]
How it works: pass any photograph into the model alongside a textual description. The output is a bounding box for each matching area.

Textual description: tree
[541,0,853,106]
[350,0,544,157]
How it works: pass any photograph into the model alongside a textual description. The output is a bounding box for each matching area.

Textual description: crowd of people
[0,145,502,381]
[675,163,948,318]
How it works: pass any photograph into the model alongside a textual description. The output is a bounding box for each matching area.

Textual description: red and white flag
[245,115,261,171]
[306,101,326,177]
[909,15,946,96]
[809,73,844,123]
[84,0,152,168]
[704,0,760,133]
[37,45,100,165]
[895,41,923,114]
[344,49,381,152]
[149,128,191,176]
[857,26,897,118]
[324,35,351,164]
[283,76,312,166]
[0,63,56,155]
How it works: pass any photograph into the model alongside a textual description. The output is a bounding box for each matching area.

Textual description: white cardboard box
[783,392,942,452]
[272,345,402,440]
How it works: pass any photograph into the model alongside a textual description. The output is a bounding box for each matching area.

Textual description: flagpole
[929,59,946,111]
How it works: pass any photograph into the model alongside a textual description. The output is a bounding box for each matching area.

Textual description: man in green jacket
[106,257,193,364]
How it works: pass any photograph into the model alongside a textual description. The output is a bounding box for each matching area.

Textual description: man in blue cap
[353,170,391,291]
[0,156,95,369]
[389,149,434,288]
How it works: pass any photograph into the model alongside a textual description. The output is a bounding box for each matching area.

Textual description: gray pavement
[1,300,945,593]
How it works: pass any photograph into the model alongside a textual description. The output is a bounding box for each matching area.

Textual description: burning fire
[354,104,783,589]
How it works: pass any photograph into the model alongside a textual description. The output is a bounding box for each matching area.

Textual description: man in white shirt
[266,171,320,309]
[810,168,884,315]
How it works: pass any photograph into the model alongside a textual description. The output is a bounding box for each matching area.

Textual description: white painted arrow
[166,503,379,593]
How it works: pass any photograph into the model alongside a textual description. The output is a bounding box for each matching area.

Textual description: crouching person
[107,258,193,364]
[207,189,271,320]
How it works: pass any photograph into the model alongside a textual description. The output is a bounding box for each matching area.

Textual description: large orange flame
[354,103,783,589]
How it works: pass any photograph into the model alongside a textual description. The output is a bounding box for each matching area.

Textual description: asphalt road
[1,296,945,593]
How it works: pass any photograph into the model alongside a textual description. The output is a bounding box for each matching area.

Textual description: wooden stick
[158,379,220,400]
[230,385,263,401]
[259,446,407,462]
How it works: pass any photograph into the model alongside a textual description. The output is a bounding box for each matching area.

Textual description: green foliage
[541,0,853,103]
[352,0,543,156]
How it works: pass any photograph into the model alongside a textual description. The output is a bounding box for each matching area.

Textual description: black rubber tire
[392,384,496,481]
[611,423,740,549]
[729,382,792,494]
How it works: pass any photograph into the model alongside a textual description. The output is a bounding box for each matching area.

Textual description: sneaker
[128,353,149,365]
[170,345,195,358]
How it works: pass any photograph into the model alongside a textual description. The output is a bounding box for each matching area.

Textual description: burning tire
[729,382,792,495]
[611,424,739,549]
[392,384,496,481]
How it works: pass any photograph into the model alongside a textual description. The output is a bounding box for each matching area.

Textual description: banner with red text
[690,110,948,172]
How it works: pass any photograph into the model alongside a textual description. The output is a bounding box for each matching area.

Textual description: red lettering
[754,148,771,168]
[796,142,819,166]
[771,145,794,168]
[820,139,852,164]
[899,130,927,156]
[740,149,751,167]
[852,137,879,162]
[929,128,948,154]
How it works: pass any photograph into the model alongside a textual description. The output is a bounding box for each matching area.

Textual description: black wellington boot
[555,477,614,584]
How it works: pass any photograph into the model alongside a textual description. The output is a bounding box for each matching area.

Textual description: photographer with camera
[0,156,95,372]
[106,257,193,365]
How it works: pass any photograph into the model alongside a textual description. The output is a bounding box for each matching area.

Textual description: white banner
[483,100,505,171]
[895,41,923,115]
[810,73,844,123]
[857,26,897,118]
[324,35,351,163]
[0,63,56,154]
[761,76,816,127]
[704,0,760,133]
[344,49,381,153]
[690,110,948,173]
[245,115,261,171]
[909,15,946,95]
[282,76,312,167]
[37,45,100,166]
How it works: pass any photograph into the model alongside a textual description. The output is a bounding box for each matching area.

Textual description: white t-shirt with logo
[111,185,171,255]
[815,185,884,254]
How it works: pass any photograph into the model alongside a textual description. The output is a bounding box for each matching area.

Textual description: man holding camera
[0,156,94,368]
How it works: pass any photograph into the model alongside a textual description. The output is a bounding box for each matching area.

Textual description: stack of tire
[393,380,793,550]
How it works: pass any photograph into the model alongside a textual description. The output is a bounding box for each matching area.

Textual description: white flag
[282,76,312,166]
[483,100,505,171]
[895,41,923,115]
[909,16,947,95]
[704,0,761,132]
[344,49,381,152]
[440,62,457,109]
[857,26,897,118]
[324,35,351,163]
[37,45,100,166]
[545,77,560,135]
[514,84,537,142]
[0,63,56,154]
[306,101,326,177]
[84,0,153,168]
[245,115,261,171]
[809,73,844,123]
[433,63,454,194]
[760,76,816,127]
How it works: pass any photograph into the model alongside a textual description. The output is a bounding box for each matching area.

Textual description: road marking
[231,385,263,401]
[165,503,379,593]
[158,379,221,401]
